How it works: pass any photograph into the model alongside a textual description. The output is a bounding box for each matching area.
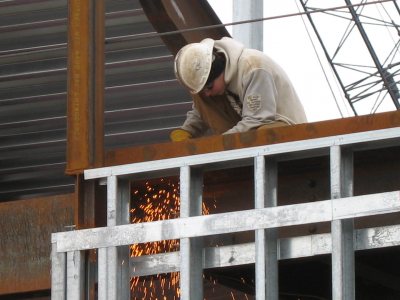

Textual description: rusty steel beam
[66,2,106,299]
[105,111,400,166]
[139,0,230,55]
[66,0,105,174]
[68,0,106,229]
[0,194,74,295]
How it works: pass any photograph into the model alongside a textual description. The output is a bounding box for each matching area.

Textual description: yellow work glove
[170,129,192,142]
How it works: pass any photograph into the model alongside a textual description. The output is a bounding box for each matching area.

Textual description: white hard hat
[174,38,215,94]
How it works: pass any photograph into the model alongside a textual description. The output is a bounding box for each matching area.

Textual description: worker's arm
[170,103,209,141]
[180,103,209,137]
[224,69,277,134]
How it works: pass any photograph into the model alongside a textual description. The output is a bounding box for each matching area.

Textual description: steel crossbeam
[84,127,400,180]
[52,191,400,252]
[128,224,400,277]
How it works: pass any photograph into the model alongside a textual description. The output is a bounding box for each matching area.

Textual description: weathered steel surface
[66,0,104,174]
[139,0,230,55]
[0,194,74,294]
[66,2,106,299]
[105,111,400,166]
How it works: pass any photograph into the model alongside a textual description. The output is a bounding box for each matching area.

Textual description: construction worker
[170,37,307,142]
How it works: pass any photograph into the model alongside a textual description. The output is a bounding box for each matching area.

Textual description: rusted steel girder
[65,2,106,299]
[139,0,230,55]
[66,0,105,174]
[0,194,74,294]
[106,110,400,166]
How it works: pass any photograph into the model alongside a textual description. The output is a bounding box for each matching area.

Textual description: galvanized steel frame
[52,127,400,299]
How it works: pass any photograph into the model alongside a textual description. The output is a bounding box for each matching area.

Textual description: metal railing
[51,127,400,299]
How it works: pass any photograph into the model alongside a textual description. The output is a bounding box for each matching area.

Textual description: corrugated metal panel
[0,0,192,200]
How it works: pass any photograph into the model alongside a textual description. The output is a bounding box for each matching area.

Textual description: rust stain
[239,130,257,146]
[143,145,158,161]
[186,141,198,155]
[222,133,236,150]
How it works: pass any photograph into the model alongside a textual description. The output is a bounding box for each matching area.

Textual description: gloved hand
[170,129,192,142]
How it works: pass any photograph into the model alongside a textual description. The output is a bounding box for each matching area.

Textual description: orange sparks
[130,179,181,299]
[129,178,251,299]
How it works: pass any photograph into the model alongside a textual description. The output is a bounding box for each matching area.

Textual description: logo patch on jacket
[246,95,261,112]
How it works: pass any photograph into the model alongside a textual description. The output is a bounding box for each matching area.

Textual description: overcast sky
[208,0,399,122]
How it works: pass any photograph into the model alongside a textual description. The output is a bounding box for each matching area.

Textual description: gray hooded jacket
[181,37,307,136]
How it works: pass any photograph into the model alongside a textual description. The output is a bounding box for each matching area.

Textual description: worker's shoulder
[239,49,279,73]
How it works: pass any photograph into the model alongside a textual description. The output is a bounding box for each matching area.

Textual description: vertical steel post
[104,176,118,300]
[330,146,355,300]
[66,0,105,173]
[98,176,130,300]
[117,179,131,300]
[67,1,105,298]
[180,166,204,300]
[255,156,278,299]
[233,0,264,51]
[66,251,85,300]
[51,242,66,300]
[97,247,108,300]
[92,0,105,166]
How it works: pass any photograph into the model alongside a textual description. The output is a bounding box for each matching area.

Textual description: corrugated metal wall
[0,0,192,201]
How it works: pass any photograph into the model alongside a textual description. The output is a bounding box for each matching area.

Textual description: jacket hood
[213,37,245,85]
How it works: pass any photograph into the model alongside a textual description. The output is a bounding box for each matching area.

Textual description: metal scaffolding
[51,127,400,299]
[299,0,400,115]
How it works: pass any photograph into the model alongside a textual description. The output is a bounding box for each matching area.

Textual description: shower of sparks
[130,178,181,299]
[129,178,251,299]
